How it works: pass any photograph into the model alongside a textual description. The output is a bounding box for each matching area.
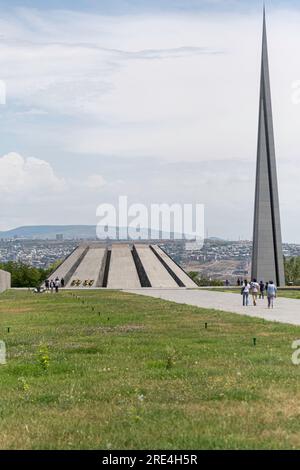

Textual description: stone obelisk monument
[251,9,285,286]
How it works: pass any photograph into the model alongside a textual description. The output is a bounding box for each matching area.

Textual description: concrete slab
[67,248,106,288]
[47,246,86,283]
[126,288,300,327]
[135,245,178,288]
[107,245,141,289]
[152,245,197,288]
[0,269,11,292]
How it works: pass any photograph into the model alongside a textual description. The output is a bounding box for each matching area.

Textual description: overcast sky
[0,0,300,241]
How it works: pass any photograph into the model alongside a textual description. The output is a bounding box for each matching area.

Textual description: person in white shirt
[267,281,277,309]
[241,279,251,306]
[55,278,60,293]
[250,278,260,306]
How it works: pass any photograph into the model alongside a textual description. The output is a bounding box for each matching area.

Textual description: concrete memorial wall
[0,269,11,292]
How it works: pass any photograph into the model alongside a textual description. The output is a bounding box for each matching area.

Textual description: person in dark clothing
[265,282,269,296]
[61,278,65,288]
[237,278,241,287]
[259,281,265,299]
[55,278,60,293]
[45,279,50,291]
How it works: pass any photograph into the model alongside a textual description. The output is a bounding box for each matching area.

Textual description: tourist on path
[55,278,60,293]
[45,279,50,291]
[61,278,65,288]
[250,278,260,306]
[241,280,251,306]
[265,282,269,295]
[50,280,54,293]
[259,281,265,299]
[267,281,277,309]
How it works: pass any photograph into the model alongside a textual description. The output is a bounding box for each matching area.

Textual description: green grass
[1,289,300,449]
[274,290,300,300]
[206,288,300,299]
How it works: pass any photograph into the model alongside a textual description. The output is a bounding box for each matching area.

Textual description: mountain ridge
[0,225,195,240]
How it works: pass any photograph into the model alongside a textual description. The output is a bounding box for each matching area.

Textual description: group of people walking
[45,277,65,293]
[240,279,277,309]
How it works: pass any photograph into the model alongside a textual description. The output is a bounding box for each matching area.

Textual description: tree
[284,257,300,285]
[188,272,223,287]
[0,261,60,288]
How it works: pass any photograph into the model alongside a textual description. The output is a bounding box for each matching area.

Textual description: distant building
[56,234,64,241]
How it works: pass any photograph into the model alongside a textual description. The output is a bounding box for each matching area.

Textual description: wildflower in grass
[137,394,145,403]
[165,346,176,369]
[18,377,30,393]
[37,345,50,371]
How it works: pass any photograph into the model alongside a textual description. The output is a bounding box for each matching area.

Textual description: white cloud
[0,152,108,230]
[0,152,66,194]
[85,174,107,189]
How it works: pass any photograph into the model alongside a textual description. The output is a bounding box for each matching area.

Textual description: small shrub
[165,346,176,370]
[188,272,224,287]
[18,377,30,393]
[37,345,50,372]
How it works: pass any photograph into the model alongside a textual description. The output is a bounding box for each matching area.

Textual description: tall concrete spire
[251,8,285,286]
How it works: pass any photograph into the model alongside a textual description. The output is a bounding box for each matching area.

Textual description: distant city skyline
[0,1,300,242]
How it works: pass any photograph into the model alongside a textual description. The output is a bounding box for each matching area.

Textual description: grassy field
[276,290,300,299]
[1,289,300,450]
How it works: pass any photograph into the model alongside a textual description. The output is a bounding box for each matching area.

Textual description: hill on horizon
[0,225,97,240]
[0,225,192,241]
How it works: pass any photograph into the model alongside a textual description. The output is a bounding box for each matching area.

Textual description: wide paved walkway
[125,288,300,326]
